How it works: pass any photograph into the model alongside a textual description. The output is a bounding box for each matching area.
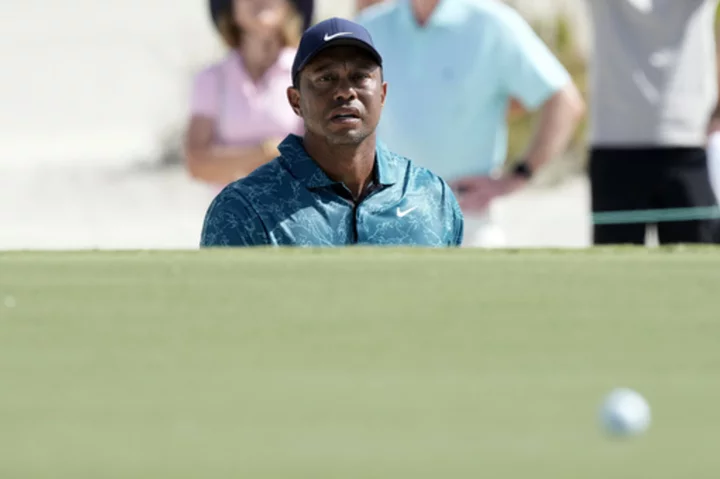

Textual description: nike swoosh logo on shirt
[396,206,418,218]
[324,32,353,41]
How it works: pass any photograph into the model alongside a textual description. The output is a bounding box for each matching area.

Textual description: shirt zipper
[351,202,359,244]
[342,183,384,245]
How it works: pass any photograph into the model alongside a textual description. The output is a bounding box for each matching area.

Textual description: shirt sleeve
[494,5,571,110]
[452,202,464,247]
[200,188,270,247]
[190,66,220,118]
[440,178,465,247]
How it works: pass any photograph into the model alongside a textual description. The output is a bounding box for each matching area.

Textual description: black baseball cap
[291,17,383,87]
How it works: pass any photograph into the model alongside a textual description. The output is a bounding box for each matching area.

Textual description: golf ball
[599,388,651,437]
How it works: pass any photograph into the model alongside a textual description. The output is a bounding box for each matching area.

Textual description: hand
[449,175,527,213]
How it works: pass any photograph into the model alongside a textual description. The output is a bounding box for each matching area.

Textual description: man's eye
[318,75,333,82]
[353,72,371,80]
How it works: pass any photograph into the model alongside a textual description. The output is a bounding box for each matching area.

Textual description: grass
[1,248,720,478]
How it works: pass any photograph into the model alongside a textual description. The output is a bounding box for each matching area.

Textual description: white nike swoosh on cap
[324,32,353,41]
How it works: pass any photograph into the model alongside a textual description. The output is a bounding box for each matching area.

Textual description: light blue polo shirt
[355,0,571,180]
[200,134,464,247]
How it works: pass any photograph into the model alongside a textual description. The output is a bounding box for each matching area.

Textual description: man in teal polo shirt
[200,17,463,247]
[356,0,585,247]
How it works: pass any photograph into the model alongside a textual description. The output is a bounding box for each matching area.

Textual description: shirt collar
[374,139,399,185]
[398,0,462,29]
[278,134,398,189]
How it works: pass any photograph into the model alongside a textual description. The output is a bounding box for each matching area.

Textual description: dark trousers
[589,147,720,245]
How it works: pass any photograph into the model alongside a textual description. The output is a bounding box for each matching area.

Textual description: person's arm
[185,116,281,185]
[440,179,465,246]
[200,188,270,247]
[521,82,585,174]
[498,5,585,177]
[452,202,464,247]
[184,67,282,185]
[507,98,527,120]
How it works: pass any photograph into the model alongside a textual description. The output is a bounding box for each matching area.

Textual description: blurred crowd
[184,0,720,246]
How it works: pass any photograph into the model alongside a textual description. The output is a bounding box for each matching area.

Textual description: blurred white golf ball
[599,388,651,437]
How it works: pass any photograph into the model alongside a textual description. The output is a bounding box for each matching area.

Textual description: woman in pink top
[185,0,305,186]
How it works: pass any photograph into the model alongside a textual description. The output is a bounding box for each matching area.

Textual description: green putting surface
[1,248,719,478]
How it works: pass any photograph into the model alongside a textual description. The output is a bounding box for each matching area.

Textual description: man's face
[233,0,289,34]
[288,46,387,146]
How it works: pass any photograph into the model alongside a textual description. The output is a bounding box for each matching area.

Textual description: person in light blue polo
[200,17,463,247]
[355,0,585,247]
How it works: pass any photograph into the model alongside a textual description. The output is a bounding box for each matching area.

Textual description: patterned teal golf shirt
[200,134,463,247]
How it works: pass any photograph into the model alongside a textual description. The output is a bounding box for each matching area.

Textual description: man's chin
[325,130,368,146]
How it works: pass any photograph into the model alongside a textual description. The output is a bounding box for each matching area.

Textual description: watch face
[514,162,532,178]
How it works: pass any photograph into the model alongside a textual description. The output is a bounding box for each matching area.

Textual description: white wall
[0,0,227,167]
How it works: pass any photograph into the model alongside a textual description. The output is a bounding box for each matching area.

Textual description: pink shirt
[190,48,303,146]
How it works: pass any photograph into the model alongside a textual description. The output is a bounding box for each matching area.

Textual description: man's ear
[381,81,388,107]
[287,86,302,117]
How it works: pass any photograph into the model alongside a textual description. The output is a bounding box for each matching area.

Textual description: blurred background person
[294,0,316,29]
[356,0,387,13]
[185,0,309,188]
[356,0,585,247]
[586,0,720,245]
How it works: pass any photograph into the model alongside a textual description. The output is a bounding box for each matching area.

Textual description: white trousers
[461,211,507,248]
[708,132,720,202]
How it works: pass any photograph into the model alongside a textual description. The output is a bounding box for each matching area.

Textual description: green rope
[593,207,720,225]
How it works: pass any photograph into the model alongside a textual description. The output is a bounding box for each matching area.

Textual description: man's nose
[333,76,357,102]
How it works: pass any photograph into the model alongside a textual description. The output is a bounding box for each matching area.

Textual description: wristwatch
[511,160,533,179]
